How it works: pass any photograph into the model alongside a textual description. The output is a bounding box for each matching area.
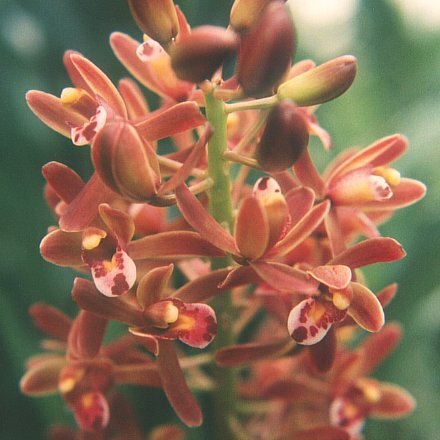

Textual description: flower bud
[255,100,309,172]
[277,55,357,106]
[170,26,238,83]
[230,0,275,32]
[236,1,295,97]
[127,0,179,45]
[92,120,160,201]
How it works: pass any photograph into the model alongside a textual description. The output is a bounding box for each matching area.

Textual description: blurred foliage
[0,0,439,438]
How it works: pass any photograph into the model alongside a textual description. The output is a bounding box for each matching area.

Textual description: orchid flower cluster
[21,1,426,439]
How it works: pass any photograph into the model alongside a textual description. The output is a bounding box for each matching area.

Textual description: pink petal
[40,229,84,267]
[172,301,217,348]
[68,311,107,359]
[285,186,315,227]
[329,396,364,435]
[359,323,402,375]
[70,53,127,118]
[20,357,66,396]
[309,265,352,290]
[71,105,107,146]
[370,383,416,418]
[268,200,331,257]
[88,246,137,297]
[59,173,117,232]
[118,77,150,120]
[42,162,85,204]
[217,265,261,290]
[235,197,269,260]
[293,149,326,196]
[174,268,232,303]
[135,101,205,141]
[215,339,289,367]
[157,340,203,427]
[327,134,407,183]
[158,123,212,195]
[328,237,406,268]
[110,32,194,101]
[98,204,135,247]
[128,231,225,259]
[63,50,91,92]
[362,178,426,210]
[29,303,72,341]
[348,282,384,332]
[137,264,174,309]
[377,283,398,308]
[287,298,346,345]
[251,261,319,294]
[324,206,347,257]
[175,184,237,254]
[26,90,87,138]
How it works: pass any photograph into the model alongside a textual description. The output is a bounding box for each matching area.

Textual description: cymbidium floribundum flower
[175,176,329,294]
[72,264,218,426]
[20,304,161,433]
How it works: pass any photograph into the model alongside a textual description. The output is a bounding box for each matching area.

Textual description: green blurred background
[1,0,439,438]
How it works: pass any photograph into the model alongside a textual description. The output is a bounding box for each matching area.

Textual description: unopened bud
[255,100,309,172]
[236,1,296,97]
[277,55,357,106]
[92,120,160,201]
[170,26,238,83]
[230,0,275,32]
[127,0,179,45]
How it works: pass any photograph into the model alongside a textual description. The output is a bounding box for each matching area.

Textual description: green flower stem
[204,90,237,440]
[224,94,278,114]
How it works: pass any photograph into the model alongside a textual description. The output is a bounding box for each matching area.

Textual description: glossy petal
[285,186,315,227]
[158,124,212,195]
[42,162,85,203]
[135,101,205,141]
[235,197,269,260]
[26,90,87,138]
[287,298,346,345]
[20,357,66,396]
[29,303,72,341]
[309,265,352,290]
[293,149,326,195]
[71,105,107,146]
[362,178,426,210]
[72,278,144,326]
[98,204,135,247]
[329,237,406,268]
[326,134,407,184]
[370,383,416,418]
[359,323,402,375]
[157,340,203,427]
[348,282,384,332]
[215,339,290,367]
[40,229,84,267]
[137,264,174,309]
[251,261,319,294]
[59,173,117,232]
[70,53,127,118]
[118,78,150,119]
[128,231,225,259]
[88,246,137,297]
[110,32,193,101]
[268,200,330,257]
[175,184,238,254]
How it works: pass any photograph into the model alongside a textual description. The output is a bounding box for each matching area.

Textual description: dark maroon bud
[236,1,295,97]
[170,26,238,83]
[255,100,309,172]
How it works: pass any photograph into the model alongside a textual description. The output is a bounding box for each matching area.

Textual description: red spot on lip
[258,177,269,190]
[111,273,129,295]
[292,326,307,342]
